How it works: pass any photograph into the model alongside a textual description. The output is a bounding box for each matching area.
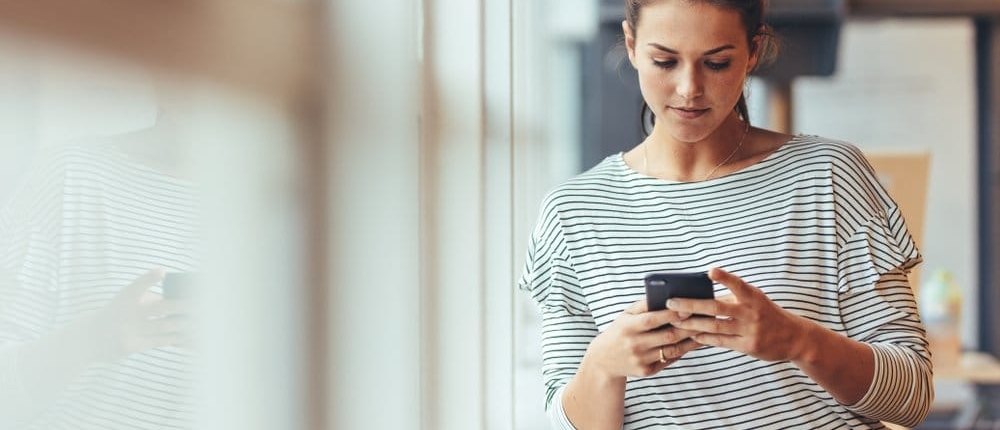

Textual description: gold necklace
[642,121,751,182]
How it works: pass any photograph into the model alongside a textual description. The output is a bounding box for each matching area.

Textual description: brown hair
[626,0,779,134]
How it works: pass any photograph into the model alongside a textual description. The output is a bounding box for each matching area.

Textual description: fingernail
[666,299,676,309]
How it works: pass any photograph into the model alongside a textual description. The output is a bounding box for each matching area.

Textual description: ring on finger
[658,346,667,363]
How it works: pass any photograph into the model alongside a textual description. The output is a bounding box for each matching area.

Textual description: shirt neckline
[615,133,809,185]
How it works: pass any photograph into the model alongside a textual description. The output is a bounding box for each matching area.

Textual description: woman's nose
[675,68,704,100]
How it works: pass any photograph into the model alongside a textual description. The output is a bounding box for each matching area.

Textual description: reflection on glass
[0,8,314,425]
[0,91,201,427]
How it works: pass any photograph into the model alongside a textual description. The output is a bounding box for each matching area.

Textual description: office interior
[0,0,997,429]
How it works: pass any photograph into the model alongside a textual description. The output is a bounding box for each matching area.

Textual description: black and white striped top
[519,136,932,429]
[0,143,198,429]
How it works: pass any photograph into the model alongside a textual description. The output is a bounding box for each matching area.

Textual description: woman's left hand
[669,267,815,362]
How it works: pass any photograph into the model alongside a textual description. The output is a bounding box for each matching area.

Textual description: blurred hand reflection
[85,269,194,362]
[0,131,200,429]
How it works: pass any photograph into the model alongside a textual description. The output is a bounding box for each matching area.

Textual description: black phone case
[644,272,714,312]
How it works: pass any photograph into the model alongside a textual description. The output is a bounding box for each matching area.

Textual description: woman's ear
[622,20,637,68]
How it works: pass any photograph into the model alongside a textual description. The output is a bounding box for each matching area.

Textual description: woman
[518,0,932,428]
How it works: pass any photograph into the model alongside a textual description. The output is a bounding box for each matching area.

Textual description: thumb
[118,268,166,302]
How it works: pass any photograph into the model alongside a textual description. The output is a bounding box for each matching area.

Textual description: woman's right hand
[2,269,194,422]
[582,299,701,378]
[82,269,192,362]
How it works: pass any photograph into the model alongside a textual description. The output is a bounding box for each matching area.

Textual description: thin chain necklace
[642,121,751,182]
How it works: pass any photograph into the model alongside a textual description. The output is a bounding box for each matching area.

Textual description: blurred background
[0,0,996,429]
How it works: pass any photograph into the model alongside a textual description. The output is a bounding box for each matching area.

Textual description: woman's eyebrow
[646,43,736,56]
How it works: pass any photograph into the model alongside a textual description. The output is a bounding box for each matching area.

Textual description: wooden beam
[0,0,318,101]
[850,0,1000,17]
[766,80,793,134]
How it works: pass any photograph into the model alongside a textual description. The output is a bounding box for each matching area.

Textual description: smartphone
[644,272,714,312]
[162,272,199,300]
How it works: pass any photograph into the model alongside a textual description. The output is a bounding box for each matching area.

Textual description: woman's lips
[670,107,709,120]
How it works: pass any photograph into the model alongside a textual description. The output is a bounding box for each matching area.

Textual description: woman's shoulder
[0,144,97,230]
[537,154,631,211]
[565,153,632,187]
[0,144,96,209]
[770,134,877,174]
[23,141,131,178]
[786,134,894,203]
[780,134,865,158]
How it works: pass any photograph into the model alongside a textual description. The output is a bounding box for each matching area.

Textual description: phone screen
[162,272,199,300]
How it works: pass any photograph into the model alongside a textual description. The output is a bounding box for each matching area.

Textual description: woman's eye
[652,59,676,69]
[705,60,731,71]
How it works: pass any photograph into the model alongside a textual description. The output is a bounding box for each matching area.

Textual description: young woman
[519,0,932,428]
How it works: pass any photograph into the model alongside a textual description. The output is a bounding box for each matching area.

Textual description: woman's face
[625,0,758,143]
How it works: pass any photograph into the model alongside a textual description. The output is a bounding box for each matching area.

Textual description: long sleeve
[547,385,580,430]
[829,143,932,427]
[840,270,933,427]
[535,295,600,430]
[518,197,599,430]
[0,149,80,426]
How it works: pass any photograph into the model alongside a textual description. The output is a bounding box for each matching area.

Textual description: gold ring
[658,347,667,363]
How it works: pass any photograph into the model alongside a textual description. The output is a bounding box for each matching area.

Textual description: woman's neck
[642,115,749,181]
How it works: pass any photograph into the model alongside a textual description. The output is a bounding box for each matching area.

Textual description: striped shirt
[519,136,933,429]
[0,142,198,429]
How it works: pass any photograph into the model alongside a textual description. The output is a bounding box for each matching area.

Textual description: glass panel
[0,34,309,430]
